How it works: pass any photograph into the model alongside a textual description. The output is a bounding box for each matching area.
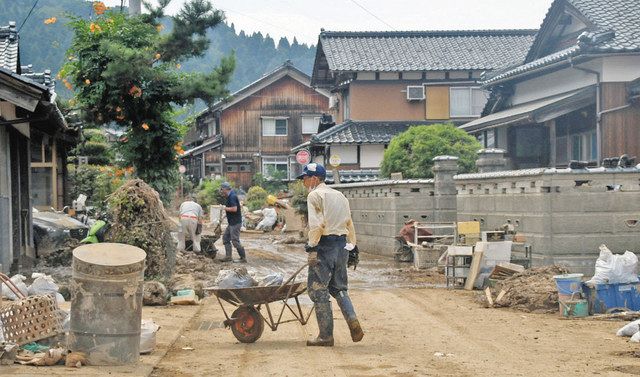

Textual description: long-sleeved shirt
[307,183,357,247]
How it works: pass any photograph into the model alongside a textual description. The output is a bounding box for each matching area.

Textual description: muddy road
[151,234,640,377]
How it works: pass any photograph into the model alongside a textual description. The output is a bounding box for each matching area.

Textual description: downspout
[569,57,601,165]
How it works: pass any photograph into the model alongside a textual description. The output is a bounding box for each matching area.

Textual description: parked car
[33,210,89,256]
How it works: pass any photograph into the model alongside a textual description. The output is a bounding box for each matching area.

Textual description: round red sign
[296,149,311,165]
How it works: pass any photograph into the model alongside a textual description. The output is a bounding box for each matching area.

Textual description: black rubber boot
[220,244,232,262]
[307,302,334,347]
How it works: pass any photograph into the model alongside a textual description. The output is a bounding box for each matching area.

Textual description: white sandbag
[140,319,160,354]
[214,268,257,289]
[259,273,284,287]
[28,275,59,297]
[585,245,639,285]
[616,319,640,337]
[1,274,28,300]
[631,331,640,343]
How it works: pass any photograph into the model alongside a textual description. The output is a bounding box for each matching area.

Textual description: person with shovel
[298,163,364,347]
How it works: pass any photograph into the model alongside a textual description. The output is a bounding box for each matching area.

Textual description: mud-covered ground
[150,233,640,377]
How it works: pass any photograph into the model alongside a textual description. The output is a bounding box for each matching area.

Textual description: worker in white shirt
[298,162,364,347]
[177,194,204,253]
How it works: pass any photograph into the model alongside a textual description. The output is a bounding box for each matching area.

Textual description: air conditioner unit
[329,94,339,109]
[406,85,425,101]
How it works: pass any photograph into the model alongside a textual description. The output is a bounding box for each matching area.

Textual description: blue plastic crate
[582,282,640,314]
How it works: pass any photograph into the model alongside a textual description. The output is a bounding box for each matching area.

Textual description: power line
[349,0,396,30]
[18,0,40,33]
[220,7,299,36]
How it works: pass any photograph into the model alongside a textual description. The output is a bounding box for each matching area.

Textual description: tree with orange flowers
[61,0,235,202]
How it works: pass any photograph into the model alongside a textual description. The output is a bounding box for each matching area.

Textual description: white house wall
[511,64,598,106]
[360,144,385,168]
[601,55,640,82]
[330,145,358,164]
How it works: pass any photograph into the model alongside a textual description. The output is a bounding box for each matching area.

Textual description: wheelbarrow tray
[209,282,307,306]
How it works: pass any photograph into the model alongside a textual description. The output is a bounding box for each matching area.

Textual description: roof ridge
[320,29,538,38]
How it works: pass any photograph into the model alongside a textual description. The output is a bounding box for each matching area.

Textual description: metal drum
[69,243,146,365]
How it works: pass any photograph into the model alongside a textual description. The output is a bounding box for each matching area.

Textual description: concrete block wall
[456,168,640,274]
[336,180,439,256]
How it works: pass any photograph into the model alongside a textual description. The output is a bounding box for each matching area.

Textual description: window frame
[301,114,322,135]
[261,116,289,136]
[261,156,290,180]
[449,86,488,118]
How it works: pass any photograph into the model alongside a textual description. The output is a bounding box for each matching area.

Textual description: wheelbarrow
[205,264,314,343]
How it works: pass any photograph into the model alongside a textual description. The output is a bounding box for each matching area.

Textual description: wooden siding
[601,82,640,159]
[220,76,328,156]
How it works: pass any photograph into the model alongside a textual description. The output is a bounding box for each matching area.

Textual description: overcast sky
[102,0,553,45]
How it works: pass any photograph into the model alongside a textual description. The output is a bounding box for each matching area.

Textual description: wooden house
[461,0,640,169]
[0,22,76,273]
[293,29,537,182]
[181,61,330,188]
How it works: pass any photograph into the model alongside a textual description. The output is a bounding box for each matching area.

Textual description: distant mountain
[0,0,316,96]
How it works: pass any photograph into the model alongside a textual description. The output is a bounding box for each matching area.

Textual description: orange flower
[141,123,150,131]
[93,1,107,15]
[115,169,124,177]
[44,17,57,25]
[89,23,102,33]
[155,53,161,60]
[64,81,73,90]
[156,24,164,32]
[85,79,91,85]
[129,85,142,98]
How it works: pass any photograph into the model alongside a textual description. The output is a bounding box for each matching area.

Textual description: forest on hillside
[0,0,316,95]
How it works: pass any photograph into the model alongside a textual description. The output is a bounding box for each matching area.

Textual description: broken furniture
[445,246,474,288]
[69,243,146,365]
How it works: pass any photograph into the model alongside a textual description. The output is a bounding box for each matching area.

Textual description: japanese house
[461,0,640,169]
[0,22,76,273]
[293,29,537,181]
[181,61,330,188]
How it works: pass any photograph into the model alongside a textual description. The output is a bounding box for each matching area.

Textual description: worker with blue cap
[297,163,364,346]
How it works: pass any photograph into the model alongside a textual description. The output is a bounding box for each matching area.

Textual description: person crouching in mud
[298,163,364,347]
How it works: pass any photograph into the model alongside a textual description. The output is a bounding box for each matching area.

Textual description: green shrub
[69,164,128,209]
[380,123,481,178]
[288,180,308,217]
[245,186,268,211]
[195,178,227,208]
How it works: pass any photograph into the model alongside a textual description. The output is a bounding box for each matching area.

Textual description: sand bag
[585,245,639,285]
[214,268,257,289]
[259,273,284,287]
[631,331,640,343]
[140,319,160,354]
[616,319,640,337]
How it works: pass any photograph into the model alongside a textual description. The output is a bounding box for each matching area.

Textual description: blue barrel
[553,273,584,295]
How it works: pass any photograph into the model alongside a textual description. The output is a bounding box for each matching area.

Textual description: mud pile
[493,265,569,313]
[169,251,222,298]
[107,179,176,280]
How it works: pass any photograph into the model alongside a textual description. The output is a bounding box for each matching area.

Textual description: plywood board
[464,250,484,290]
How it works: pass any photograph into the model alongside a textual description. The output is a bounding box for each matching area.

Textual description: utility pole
[128,0,141,16]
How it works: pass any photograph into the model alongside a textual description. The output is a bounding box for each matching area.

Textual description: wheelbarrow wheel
[231,306,264,343]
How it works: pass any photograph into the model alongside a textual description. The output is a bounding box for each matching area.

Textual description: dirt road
[151,234,640,377]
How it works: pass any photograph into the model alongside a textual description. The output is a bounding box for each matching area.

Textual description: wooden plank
[484,287,493,307]
[464,250,483,290]
[495,289,507,303]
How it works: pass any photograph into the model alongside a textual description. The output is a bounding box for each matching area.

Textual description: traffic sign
[329,154,341,167]
[296,149,311,165]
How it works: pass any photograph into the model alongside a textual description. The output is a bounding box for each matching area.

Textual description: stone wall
[456,167,640,274]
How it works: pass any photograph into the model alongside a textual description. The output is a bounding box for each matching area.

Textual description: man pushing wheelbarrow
[298,163,364,347]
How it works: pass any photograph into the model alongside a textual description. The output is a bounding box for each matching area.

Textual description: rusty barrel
[69,243,146,365]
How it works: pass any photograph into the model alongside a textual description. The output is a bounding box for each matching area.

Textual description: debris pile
[491,265,569,313]
[107,179,176,280]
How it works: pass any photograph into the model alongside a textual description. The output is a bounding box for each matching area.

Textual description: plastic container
[560,299,589,318]
[553,273,584,295]
[582,282,640,314]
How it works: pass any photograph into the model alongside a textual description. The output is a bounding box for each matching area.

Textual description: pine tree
[61,0,235,202]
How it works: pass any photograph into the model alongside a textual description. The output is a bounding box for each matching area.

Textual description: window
[450,87,488,117]
[302,115,322,134]
[570,131,597,162]
[343,91,350,120]
[476,129,497,148]
[262,156,289,180]
[262,117,288,136]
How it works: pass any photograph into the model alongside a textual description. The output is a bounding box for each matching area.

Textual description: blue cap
[297,163,326,179]
[220,182,232,190]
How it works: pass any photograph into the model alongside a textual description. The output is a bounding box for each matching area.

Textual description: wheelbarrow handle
[275,263,309,294]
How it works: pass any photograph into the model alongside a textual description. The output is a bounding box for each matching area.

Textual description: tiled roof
[310,120,414,145]
[326,169,381,184]
[0,22,18,73]
[21,65,55,92]
[318,30,537,72]
[484,0,640,85]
